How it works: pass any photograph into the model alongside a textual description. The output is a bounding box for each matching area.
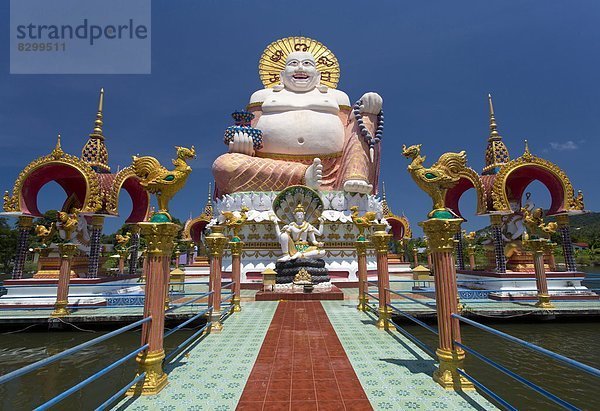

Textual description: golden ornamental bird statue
[35,223,55,247]
[521,207,557,239]
[132,146,196,222]
[349,205,377,240]
[402,144,467,219]
[222,206,249,241]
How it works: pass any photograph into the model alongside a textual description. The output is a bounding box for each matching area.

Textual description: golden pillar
[205,225,229,332]
[355,239,370,311]
[370,223,392,330]
[420,218,473,391]
[527,239,555,309]
[229,240,243,313]
[51,243,78,317]
[128,222,179,396]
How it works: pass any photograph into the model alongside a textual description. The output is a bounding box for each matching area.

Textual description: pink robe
[212,106,381,196]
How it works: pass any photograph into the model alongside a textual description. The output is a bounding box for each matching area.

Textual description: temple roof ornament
[482,94,510,175]
[258,36,340,89]
[81,88,111,173]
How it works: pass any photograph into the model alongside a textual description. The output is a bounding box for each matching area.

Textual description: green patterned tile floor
[321,300,497,410]
[115,301,278,411]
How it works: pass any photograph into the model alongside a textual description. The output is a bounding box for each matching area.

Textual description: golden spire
[92,87,104,137]
[199,182,213,219]
[482,93,510,175]
[381,181,391,217]
[51,133,65,158]
[488,94,500,139]
[81,88,110,173]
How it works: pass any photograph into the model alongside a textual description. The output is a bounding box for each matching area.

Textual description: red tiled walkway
[237,301,373,411]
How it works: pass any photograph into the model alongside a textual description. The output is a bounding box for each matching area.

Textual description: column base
[51,300,70,317]
[210,311,223,332]
[535,294,555,309]
[433,348,475,391]
[357,295,369,312]
[127,350,168,396]
[232,296,242,313]
[376,306,391,330]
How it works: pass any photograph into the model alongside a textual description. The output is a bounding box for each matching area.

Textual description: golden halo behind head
[258,36,340,89]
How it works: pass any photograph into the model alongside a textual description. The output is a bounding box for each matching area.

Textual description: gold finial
[207,181,212,202]
[51,134,64,158]
[488,94,500,139]
[294,203,305,213]
[92,88,104,137]
[382,181,387,200]
[524,139,529,154]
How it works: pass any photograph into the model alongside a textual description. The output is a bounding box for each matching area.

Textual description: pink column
[229,241,243,313]
[128,222,179,396]
[468,246,476,271]
[355,240,369,311]
[51,244,77,318]
[370,224,392,330]
[206,225,228,332]
[421,218,473,391]
[427,252,433,269]
[118,255,126,274]
[413,247,419,268]
[530,240,554,309]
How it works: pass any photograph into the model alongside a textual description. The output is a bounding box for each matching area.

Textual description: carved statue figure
[213,37,383,196]
[132,146,196,219]
[57,209,80,242]
[271,203,326,262]
[402,144,468,218]
[572,189,584,211]
[349,205,377,239]
[501,192,534,241]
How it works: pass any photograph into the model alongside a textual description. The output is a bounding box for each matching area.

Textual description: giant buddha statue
[212,37,383,196]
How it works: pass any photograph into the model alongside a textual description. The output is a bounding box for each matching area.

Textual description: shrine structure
[184,37,412,285]
[2,89,150,281]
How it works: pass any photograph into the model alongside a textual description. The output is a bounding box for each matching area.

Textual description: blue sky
[1,1,598,235]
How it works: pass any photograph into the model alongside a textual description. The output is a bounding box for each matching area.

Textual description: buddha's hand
[305,158,323,189]
[228,131,255,156]
[344,180,373,194]
[359,92,383,115]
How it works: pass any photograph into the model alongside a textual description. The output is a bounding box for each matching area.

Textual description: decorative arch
[107,166,150,223]
[386,215,412,241]
[182,217,210,244]
[444,167,487,218]
[3,141,102,216]
[491,152,577,215]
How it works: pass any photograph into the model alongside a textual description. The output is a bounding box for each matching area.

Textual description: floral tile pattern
[116,301,278,411]
[321,301,497,411]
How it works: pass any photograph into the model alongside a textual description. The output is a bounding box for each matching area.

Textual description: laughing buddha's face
[281,51,320,92]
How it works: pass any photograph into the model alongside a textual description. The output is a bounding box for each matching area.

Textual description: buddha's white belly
[257,110,344,155]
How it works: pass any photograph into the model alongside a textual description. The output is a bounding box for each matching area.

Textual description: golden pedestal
[433,348,474,391]
[127,350,168,396]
